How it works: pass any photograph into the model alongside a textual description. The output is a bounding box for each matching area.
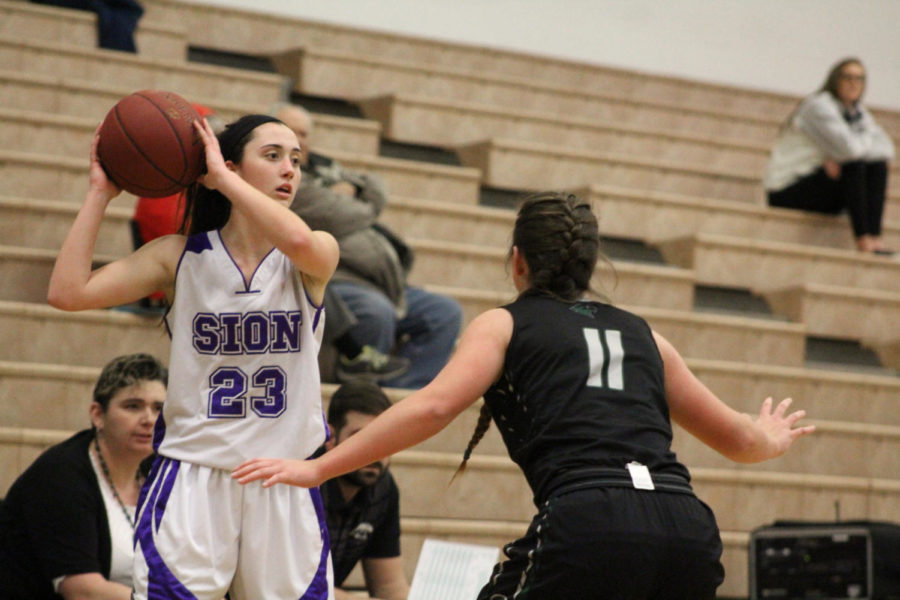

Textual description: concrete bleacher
[358,93,773,171]
[2,2,900,598]
[0,102,382,157]
[0,35,284,105]
[457,137,767,202]
[135,0,900,141]
[0,0,187,61]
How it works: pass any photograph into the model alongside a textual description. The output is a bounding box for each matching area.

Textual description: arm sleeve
[796,94,890,161]
[363,479,402,559]
[325,159,389,215]
[23,456,105,581]
[859,110,896,161]
[353,173,389,215]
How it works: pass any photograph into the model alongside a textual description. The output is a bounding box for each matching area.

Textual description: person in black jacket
[0,353,166,600]
[236,191,816,599]
[322,380,410,600]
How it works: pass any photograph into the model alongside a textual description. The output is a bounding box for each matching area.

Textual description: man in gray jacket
[275,103,462,389]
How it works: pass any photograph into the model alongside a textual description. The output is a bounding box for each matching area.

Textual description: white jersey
[158,230,327,470]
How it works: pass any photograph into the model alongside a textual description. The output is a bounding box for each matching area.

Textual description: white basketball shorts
[132,456,334,599]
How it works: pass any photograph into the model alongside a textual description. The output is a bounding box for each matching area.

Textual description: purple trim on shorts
[135,457,197,599]
[135,454,164,550]
[298,486,332,600]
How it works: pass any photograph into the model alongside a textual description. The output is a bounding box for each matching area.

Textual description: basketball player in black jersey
[235,192,815,599]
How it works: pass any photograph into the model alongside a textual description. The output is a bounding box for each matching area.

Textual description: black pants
[477,487,724,600]
[768,160,888,238]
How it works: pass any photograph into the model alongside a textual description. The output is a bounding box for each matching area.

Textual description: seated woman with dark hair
[0,353,167,600]
[765,57,895,254]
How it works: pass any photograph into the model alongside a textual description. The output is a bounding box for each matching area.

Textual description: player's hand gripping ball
[97,90,205,197]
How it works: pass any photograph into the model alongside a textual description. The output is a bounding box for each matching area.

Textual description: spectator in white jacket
[764,57,895,254]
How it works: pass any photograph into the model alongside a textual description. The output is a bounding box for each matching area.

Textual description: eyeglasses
[839,73,866,83]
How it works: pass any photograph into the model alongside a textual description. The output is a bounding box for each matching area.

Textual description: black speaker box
[750,520,900,599]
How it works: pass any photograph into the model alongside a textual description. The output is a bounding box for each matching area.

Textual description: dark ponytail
[179,114,284,235]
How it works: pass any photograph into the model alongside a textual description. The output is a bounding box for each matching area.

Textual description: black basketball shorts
[476,486,724,600]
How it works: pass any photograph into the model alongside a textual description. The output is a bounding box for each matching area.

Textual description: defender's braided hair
[449,402,493,484]
[452,192,601,481]
[513,191,600,302]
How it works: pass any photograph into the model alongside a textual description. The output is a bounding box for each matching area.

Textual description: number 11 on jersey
[583,328,624,390]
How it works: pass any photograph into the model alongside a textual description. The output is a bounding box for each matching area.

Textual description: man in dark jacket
[275,103,462,389]
[322,380,410,599]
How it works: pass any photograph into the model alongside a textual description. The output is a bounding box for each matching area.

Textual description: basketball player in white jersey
[48,114,339,599]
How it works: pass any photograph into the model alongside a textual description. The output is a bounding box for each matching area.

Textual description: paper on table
[407,539,500,600]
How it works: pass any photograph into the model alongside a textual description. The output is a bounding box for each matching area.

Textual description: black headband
[217,114,283,162]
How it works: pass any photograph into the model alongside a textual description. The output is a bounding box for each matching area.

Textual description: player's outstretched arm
[48,132,182,311]
[654,331,815,463]
[233,308,513,488]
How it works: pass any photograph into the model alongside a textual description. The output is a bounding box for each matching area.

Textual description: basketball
[97,90,205,197]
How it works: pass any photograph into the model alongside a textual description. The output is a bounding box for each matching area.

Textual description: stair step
[6,357,897,446]
[326,149,480,205]
[144,1,900,141]
[271,46,783,144]
[0,148,479,207]
[764,283,900,351]
[406,239,697,311]
[0,103,380,158]
[688,358,900,425]
[657,233,900,294]
[0,0,188,61]
[578,184,900,251]
[426,284,804,367]
[0,300,170,367]
[457,138,765,204]
[0,195,132,254]
[360,93,770,172]
[0,35,284,107]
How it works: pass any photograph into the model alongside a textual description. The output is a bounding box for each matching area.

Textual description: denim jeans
[329,281,462,389]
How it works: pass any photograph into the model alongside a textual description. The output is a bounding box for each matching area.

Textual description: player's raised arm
[192,117,339,298]
[47,130,182,311]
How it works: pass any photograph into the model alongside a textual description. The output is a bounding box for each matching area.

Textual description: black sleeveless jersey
[483,293,691,505]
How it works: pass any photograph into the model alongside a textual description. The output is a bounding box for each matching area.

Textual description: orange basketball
[97,90,204,197]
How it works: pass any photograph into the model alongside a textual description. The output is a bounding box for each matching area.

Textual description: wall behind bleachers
[190,0,900,111]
